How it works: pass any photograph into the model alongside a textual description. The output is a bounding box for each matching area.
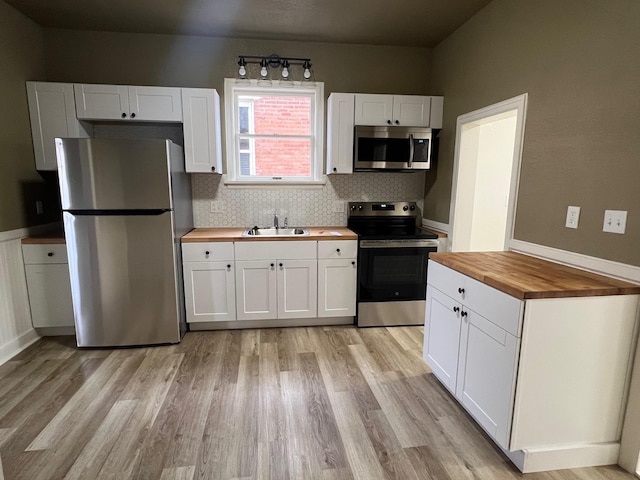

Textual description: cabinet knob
[336,248,341,253]
[205,251,210,256]
[121,113,127,118]
[211,166,216,172]
[351,261,356,266]
[461,310,468,318]
[453,306,460,313]
[333,167,337,172]
[279,263,283,267]
[458,287,465,294]
[47,252,54,257]
[395,120,400,125]
[130,112,136,119]
[270,263,275,268]
[387,119,392,125]
[227,264,231,269]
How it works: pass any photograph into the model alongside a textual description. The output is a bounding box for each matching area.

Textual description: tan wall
[0,1,54,232]
[42,30,431,96]
[426,0,640,266]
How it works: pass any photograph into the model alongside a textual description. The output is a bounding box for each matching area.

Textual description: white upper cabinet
[182,88,223,173]
[26,82,91,171]
[355,94,433,127]
[326,93,355,174]
[74,84,182,122]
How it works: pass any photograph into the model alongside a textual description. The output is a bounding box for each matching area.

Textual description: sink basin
[242,227,310,237]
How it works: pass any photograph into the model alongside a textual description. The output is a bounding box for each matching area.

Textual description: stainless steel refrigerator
[56,137,193,347]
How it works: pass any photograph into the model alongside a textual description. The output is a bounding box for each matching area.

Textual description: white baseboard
[508,239,640,283]
[0,329,40,365]
[505,442,620,473]
[188,316,354,331]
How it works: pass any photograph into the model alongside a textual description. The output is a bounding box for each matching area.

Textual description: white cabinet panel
[456,309,519,450]
[235,241,316,261]
[182,242,234,262]
[326,93,355,174]
[183,261,235,322]
[318,259,356,317]
[277,260,317,319]
[317,240,357,259]
[25,264,74,328]
[354,94,394,126]
[22,244,68,264]
[74,84,182,122]
[354,94,434,127]
[235,260,278,321]
[423,285,462,393]
[182,88,223,173]
[26,82,90,171]
[392,95,431,127]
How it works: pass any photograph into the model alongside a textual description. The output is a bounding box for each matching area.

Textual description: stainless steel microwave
[354,126,432,171]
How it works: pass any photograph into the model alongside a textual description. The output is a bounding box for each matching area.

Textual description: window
[224,78,325,184]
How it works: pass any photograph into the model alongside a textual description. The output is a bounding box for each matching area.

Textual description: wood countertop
[182,227,358,242]
[21,232,65,244]
[430,251,640,300]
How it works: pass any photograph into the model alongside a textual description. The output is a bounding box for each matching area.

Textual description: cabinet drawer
[428,260,523,337]
[182,242,234,262]
[22,244,68,264]
[235,241,317,261]
[318,240,357,259]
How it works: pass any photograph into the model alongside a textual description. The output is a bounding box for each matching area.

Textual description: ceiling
[5,0,492,48]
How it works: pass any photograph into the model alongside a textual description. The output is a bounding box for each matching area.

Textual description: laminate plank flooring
[0,326,635,480]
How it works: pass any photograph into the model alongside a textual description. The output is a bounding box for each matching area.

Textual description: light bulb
[304,68,311,79]
[239,65,246,76]
[282,67,289,78]
[261,66,268,77]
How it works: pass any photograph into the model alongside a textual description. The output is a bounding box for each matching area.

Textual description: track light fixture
[235,54,315,86]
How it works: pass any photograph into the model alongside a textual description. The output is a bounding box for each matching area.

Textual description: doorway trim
[447,93,528,251]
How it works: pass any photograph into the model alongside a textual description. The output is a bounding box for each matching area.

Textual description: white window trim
[223,78,326,186]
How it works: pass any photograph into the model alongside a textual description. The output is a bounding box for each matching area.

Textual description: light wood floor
[0,326,635,480]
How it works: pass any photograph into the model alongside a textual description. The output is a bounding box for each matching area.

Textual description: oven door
[357,240,436,302]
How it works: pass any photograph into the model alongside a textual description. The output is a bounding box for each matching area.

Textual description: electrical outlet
[333,201,345,213]
[603,210,627,234]
[565,206,580,229]
[210,201,225,213]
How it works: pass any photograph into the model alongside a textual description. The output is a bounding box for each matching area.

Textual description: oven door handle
[408,133,415,169]
[360,240,439,249]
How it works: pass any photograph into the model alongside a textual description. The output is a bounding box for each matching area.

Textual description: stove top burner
[347,201,438,240]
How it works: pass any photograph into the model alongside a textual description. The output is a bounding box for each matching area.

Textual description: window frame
[224,78,325,185]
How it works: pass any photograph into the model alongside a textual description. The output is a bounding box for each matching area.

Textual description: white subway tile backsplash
[192,172,426,227]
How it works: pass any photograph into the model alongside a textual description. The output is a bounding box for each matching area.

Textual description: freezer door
[64,211,182,347]
[57,137,174,210]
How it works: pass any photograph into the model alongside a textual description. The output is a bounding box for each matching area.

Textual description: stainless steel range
[347,202,439,327]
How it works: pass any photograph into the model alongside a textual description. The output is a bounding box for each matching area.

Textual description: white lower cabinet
[317,240,357,317]
[22,244,74,328]
[235,241,317,321]
[182,242,236,322]
[423,259,640,472]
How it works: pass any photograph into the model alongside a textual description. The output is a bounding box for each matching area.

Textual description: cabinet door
[26,82,90,171]
[326,93,354,173]
[354,94,394,126]
[25,264,74,328]
[392,95,431,127]
[235,260,277,320]
[183,261,236,322]
[318,258,356,317]
[277,259,317,319]
[182,88,223,173]
[74,84,129,120]
[127,86,182,122]
[456,308,519,450]
[423,286,462,393]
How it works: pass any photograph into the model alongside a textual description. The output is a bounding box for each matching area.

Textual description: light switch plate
[565,206,580,229]
[210,201,225,213]
[603,210,627,234]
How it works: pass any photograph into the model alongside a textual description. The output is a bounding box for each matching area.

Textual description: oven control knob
[403,205,409,211]
[409,205,416,211]
[358,205,364,211]
[350,205,357,211]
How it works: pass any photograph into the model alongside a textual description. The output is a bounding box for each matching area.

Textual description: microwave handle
[408,133,415,168]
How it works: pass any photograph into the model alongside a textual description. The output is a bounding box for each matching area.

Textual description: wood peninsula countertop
[21,232,65,244]
[182,226,357,242]
[430,251,640,300]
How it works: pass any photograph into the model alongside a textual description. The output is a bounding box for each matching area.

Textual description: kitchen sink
[242,227,310,237]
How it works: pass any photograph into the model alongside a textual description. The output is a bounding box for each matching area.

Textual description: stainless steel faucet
[283,216,288,228]
[273,214,279,229]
